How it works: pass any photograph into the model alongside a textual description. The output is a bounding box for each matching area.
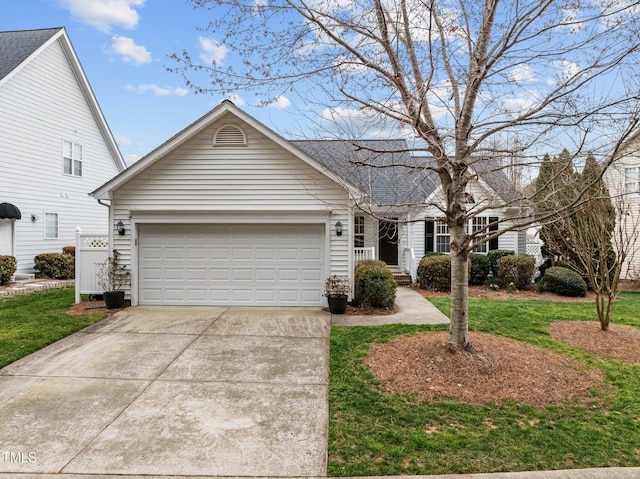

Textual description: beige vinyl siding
[0,38,121,273]
[112,117,352,299]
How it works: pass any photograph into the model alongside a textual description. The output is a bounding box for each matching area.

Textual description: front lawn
[329,293,640,476]
[0,287,107,369]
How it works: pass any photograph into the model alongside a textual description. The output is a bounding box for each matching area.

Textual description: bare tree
[536,153,639,331]
[171,0,640,351]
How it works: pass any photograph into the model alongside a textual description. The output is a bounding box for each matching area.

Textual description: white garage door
[138,223,326,306]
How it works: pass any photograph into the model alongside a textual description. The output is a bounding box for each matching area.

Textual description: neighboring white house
[0,28,126,275]
[91,101,528,307]
[604,129,640,279]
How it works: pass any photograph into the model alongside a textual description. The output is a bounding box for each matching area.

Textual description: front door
[378,219,398,265]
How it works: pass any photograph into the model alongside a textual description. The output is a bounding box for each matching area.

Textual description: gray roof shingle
[292,139,440,206]
[0,28,62,81]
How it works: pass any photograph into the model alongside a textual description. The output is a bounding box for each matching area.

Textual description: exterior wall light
[335,221,343,236]
[116,220,125,236]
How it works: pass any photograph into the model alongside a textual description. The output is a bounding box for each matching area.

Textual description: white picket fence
[74,228,109,303]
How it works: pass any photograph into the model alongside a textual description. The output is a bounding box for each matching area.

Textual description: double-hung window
[470,216,488,253]
[625,167,640,195]
[354,215,365,248]
[63,140,83,177]
[435,221,450,253]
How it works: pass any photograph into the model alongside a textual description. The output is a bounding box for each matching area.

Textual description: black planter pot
[103,291,125,309]
[327,295,348,314]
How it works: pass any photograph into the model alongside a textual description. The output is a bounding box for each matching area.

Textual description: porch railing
[354,247,376,262]
[403,247,417,285]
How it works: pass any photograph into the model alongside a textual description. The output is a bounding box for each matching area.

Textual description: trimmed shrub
[354,260,387,299]
[33,253,74,280]
[496,254,535,290]
[62,245,76,256]
[469,253,490,285]
[487,249,515,276]
[355,266,397,307]
[417,254,451,291]
[0,255,17,286]
[543,266,587,297]
[424,252,447,257]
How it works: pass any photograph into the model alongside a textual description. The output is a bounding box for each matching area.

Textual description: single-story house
[92,101,527,306]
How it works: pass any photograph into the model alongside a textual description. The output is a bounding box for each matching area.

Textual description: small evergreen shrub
[355,266,397,307]
[469,253,490,285]
[33,253,75,279]
[62,245,76,256]
[354,260,387,300]
[417,254,451,291]
[487,249,515,276]
[543,266,587,297]
[496,254,535,290]
[0,255,17,286]
[424,252,447,257]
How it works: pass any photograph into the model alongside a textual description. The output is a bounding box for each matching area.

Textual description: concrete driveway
[0,306,330,476]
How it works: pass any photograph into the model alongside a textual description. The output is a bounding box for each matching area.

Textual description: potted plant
[324,275,351,314]
[96,249,130,309]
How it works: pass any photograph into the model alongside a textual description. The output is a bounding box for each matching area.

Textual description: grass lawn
[329,292,640,476]
[0,287,107,369]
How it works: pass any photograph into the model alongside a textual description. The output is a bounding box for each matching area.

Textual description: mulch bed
[68,300,130,316]
[364,332,608,406]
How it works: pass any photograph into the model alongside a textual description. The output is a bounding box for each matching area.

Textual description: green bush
[417,255,451,291]
[487,249,515,276]
[355,266,397,307]
[33,253,75,280]
[496,254,535,290]
[469,253,490,285]
[543,266,587,297]
[424,252,447,257]
[62,245,75,256]
[0,255,17,286]
[354,260,387,299]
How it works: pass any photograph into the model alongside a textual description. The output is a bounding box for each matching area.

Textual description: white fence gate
[74,228,109,303]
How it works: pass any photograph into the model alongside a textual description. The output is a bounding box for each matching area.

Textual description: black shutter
[425,220,434,252]
[488,217,499,251]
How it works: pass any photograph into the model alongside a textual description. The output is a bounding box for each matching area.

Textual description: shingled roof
[293,139,440,206]
[0,28,62,81]
[293,139,524,207]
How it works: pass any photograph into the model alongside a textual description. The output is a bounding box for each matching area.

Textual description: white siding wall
[606,157,640,279]
[112,116,352,299]
[0,39,121,273]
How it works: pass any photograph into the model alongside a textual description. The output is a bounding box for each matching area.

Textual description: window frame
[470,216,488,253]
[354,215,365,248]
[435,220,450,253]
[44,213,59,239]
[63,140,83,177]
[624,167,640,195]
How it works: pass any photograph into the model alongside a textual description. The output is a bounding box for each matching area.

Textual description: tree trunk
[448,248,470,349]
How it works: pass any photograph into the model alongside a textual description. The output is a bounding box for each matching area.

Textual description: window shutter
[425,220,434,252]
[488,217,499,251]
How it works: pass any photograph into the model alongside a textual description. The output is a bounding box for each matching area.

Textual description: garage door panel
[139,223,325,306]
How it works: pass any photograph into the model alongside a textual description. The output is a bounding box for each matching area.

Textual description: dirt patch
[323,303,399,316]
[364,332,607,406]
[550,321,640,365]
[68,301,130,316]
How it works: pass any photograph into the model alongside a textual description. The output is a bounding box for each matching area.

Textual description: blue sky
[1,0,302,164]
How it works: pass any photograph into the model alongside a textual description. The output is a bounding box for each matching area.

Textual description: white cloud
[555,60,581,82]
[110,36,152,65]
[199,36,227,66]
[114,134,137,146]
[509,64,535,83]
[124,154,142,165]
[58,0,144,33]
[125,84,189,96]
[227,93,246,106]
[269,95,291,109]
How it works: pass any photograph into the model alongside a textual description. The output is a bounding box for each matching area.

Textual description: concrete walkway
[0,306,330,476]
[332,286,450,326]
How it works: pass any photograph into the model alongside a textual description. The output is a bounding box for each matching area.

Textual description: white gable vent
[213,125,247,146]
